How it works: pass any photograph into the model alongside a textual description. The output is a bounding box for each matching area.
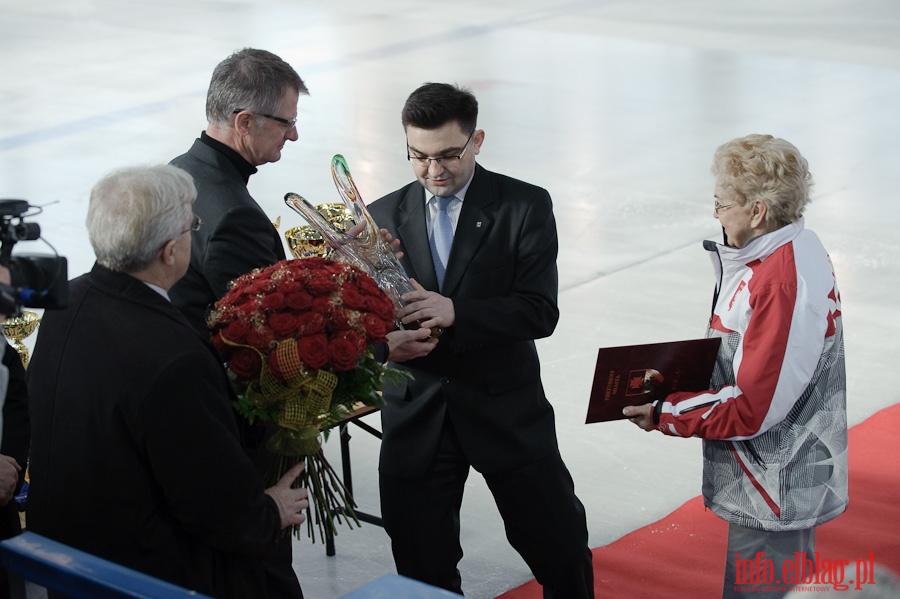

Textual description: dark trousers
[245,432,304,599]
[262,533,304,599]
[379,417,594,598]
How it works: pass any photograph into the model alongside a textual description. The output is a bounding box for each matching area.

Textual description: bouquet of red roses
[207,256,403,542]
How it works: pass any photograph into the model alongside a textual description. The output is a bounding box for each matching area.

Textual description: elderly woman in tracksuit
[625,134,848,599]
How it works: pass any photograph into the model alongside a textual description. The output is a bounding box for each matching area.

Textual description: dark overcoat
[27,264,282,598]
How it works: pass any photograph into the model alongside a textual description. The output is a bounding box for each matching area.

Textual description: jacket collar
[710,217,805,267]
[88,263,199,331]
[192,135,257,185]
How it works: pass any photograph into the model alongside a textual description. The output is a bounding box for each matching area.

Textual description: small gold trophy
[1,310,41,368]
[284,202,354,259]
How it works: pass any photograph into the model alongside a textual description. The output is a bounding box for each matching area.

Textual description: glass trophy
[285,155,416,327]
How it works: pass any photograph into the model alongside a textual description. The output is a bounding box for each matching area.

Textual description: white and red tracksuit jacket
[654,218,848,531]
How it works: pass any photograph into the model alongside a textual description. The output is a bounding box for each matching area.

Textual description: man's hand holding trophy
[284,155,439,339]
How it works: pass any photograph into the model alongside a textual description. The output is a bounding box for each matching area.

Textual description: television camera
[0,199,68,317]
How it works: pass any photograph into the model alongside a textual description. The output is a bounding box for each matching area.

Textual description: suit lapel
[442,166,493,296]
[394,166,494,295]
[396,185,440,291]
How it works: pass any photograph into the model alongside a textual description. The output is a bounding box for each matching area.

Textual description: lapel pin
[476,221,482,227]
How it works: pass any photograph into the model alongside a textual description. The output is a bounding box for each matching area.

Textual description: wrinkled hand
[265,462,309,528]
[0,455,21,507]
[623,404,656,432]
[399,279,454,330]
[386,327,438,362]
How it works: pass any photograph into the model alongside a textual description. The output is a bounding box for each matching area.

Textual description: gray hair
[87,165,196,273]
[206,48,308,127]
[712,134,814,228]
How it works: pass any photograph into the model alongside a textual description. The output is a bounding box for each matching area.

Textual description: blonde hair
[712,134,814,227]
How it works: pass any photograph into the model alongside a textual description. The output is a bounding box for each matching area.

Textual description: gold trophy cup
[284,203,354,259]
[1,310,41,368]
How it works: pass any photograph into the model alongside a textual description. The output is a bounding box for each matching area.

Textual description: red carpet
[498,404,900,598]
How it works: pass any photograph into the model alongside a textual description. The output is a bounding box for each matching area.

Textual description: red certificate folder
[585,337,721,423]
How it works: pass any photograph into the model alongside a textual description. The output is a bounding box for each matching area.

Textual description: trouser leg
[484,452,594,599]
[260,533,304,599]
[379,418,470,594]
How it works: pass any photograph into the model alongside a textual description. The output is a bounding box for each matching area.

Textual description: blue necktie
[430,195,455,290]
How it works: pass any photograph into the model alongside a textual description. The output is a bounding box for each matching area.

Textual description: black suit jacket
[26,264,282,598]
[169,138,285,336]
[368,164,561,476]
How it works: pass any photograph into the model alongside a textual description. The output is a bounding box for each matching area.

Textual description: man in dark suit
[169,47,307,337]
[168,48,308,597]
[367,83,594,597]
[26,165,309,599]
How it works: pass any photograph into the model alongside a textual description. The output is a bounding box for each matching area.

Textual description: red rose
[211,333,235,360]
[297,334,329,369]
[329,307,356,331]
[360,313,388,341]
[222,319,252,344]
[300,256,326,269]
[335,330,367,353]
[311,296,333,314]
[323,261,348,276]
[245,280,271,296]
[329,336,360,371]
[287,265,311,283]
[278,280,303,295]
[340,283,368,310]
[218,287,244,307]
[268,312,299,339]
[246,326,275,350]
[261,291,286,311]
[296,312,326,335]
[307,273,337,296]
[285,291,313,311]
[366,295,395,322]
[356,275,382,297]
[229,348,262,380]
[226,274,250,293]
[238,299,259,315]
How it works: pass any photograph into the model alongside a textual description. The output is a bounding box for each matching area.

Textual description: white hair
[87,165,196,272]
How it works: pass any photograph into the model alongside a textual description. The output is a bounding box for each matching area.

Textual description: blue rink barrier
[339,573,461,598]
[0,532,210,598]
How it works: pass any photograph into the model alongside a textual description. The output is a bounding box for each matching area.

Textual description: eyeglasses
[232,109,297,129]
[407,129,475,167]
[714,200,738,214]
[180,214,202,235]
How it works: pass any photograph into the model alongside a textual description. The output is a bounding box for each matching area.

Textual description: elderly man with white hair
[26,164,308,599]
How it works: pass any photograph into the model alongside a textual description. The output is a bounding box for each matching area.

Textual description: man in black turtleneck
[169,47,308,599]
[170,47,307,339]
